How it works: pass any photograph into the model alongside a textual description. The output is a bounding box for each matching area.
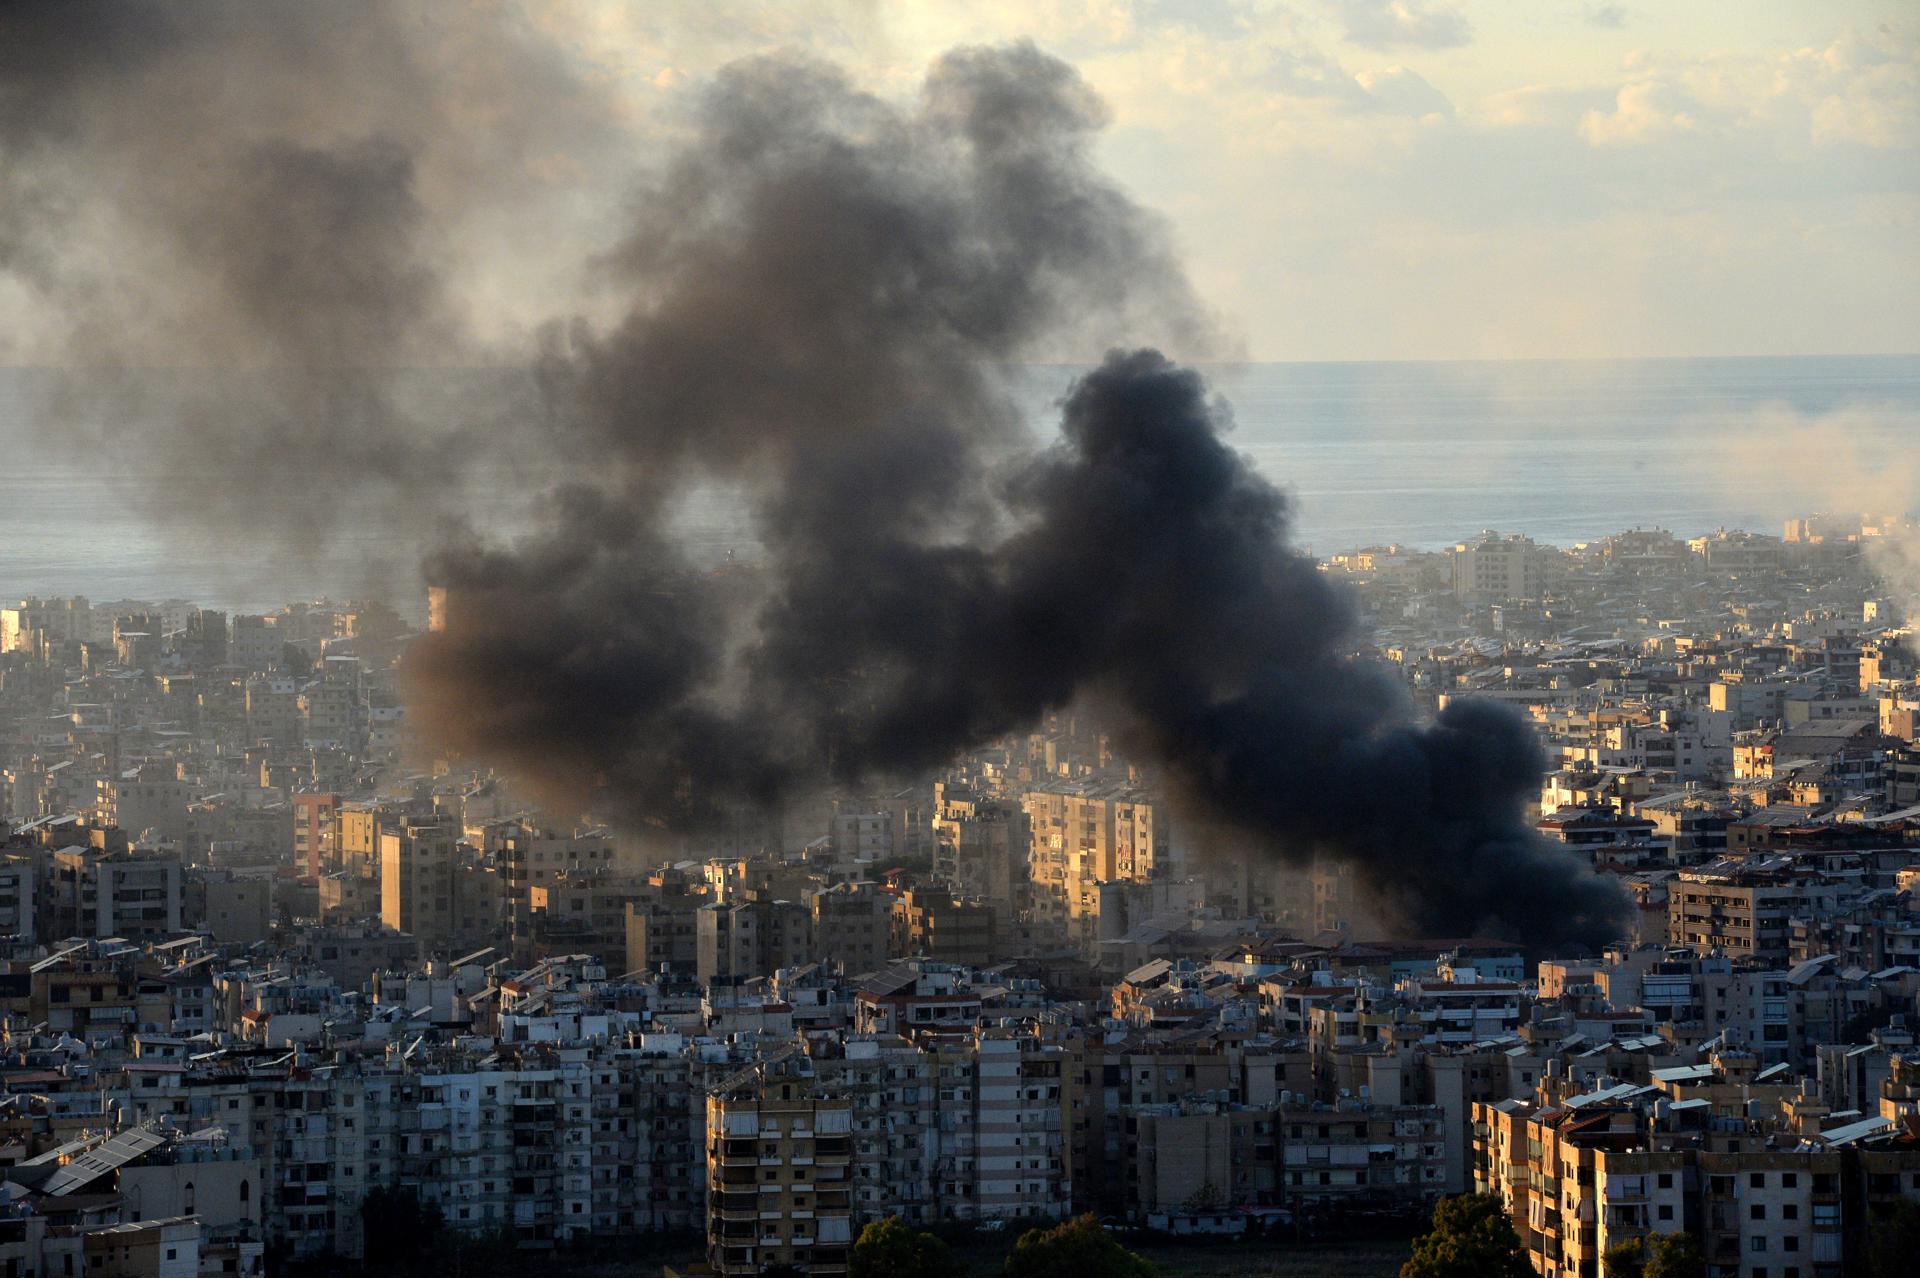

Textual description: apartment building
[1474,1070,1920,1278]
[1022,781,1168,947]
[290,792,340,879]
[931,784,1030,918]
[0,856,34,943]
[696,896,811,989]
[927,1028,1073,1220]
[379,818,459,950]
[890,888,994,966]
[626,898,701,975]
[1,597,92,652]
[827,805,893,866]
[1668,864,1860,964]
[49,846,184,940]
[519,872,651,971]
[1130,1099,1447,1225]
[706,1051,855,1276]
[1450,532,1561,604]
[757,1028,1074,1231]
[95,763,199,851]
[806,882,892,975]
[502,830,618,907]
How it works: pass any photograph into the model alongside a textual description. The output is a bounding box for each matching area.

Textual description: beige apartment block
[706,1053,855,1276]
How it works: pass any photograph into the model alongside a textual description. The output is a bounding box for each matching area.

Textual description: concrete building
[696,897,810,989]
[379,818,459,950]
[96,763,198,851]
[81,1217,200,1278]
[626,898,701,975]
[187,870,273,944]
[1,597,91,653]
[49,847,184,939]
[0,856,34,943]
[706,1051,855,1276]
[890,888,994,966]
[1131,1099,1446,1227]
[1474,1071,1920,1278]
[806,882,892,976]
[1023,781,1168,944]
[1668,864,1859,964]
[290,792,341,880]
[1450,532,1560,604]
[931,784,1029,918]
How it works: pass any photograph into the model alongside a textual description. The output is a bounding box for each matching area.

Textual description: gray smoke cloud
[4,7,1622,947]
[0,0,597,591]
[409,46,1622,949]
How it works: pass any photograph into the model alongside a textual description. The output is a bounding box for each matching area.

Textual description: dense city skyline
[1,4,1916,1278]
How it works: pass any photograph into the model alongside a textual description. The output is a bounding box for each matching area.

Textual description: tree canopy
[1400,1194,1532,1278]
[1602,1237,1646,1278]
[851,1217,963,1278]
[1002,1215,1157,1278]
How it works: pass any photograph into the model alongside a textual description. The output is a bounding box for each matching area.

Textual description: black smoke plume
[3,8,1623,948]
[409,48,1623,949]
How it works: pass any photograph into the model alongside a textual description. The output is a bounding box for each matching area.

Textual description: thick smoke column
[1006,355,1625,946]
[3,6,1622,947]
[410,47,1623,948]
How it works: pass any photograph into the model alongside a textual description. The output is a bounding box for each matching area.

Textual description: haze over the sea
[2,353,1915,613]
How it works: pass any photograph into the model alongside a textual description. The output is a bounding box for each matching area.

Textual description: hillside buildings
[0,519,1917,1271]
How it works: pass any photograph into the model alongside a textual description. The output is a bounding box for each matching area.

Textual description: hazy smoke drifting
[0,0,595,589]
[1724,405,1920,628]
[4,8,1622,947]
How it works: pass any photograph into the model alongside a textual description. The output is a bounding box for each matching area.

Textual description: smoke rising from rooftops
[2,8,1623,948]
[409,45,1622,949]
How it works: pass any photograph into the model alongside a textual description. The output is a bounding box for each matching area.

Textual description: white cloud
[1568,28,1918,150]
[1355,65,1453,117]
[1578,79,1699,145]
[1327,1,1471,52]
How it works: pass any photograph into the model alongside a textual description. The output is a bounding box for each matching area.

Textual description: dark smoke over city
[3,5,1624,949]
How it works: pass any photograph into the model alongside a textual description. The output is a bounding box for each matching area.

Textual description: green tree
[1400,1194,1532,1278]
[851,1217,962,1278]
[1602,1238,1646,1278]
[1642,1231,1706,1278]
[1003,1215,1157,1278]
[1863,1198,1920,1278]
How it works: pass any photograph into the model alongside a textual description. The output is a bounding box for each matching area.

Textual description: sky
[524,0,1920,362]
